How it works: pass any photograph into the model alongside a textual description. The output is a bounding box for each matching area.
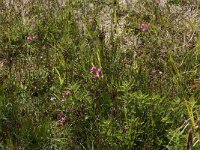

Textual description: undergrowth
[0,0,200,149]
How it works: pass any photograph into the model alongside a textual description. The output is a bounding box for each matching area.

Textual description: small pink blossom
[139,23,149,31]
[27,34,39,41]
[66,90,70,96]
[90,66,103,79]
[61,99,65,103]
[60,117,66,125]
[96,71,100,78]
[97,68,101,72]
[90,66,96,73]
[27,35,33,41]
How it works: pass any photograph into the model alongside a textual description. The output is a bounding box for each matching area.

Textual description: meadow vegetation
[0,0,200,149]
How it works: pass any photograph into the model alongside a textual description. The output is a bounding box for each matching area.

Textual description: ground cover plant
[0,0,200,149]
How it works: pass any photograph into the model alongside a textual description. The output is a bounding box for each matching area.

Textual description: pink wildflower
[139,23,149,31]
[60,117,66,125]
[96,71,100,78]
[27,35,33,41]
[27,34,39,41]
[66,90,70,96]
[90,66,96,73]
[96,68,102,78]
[61,99,65,103]
[97,68,101,72]
[90,66,103,79]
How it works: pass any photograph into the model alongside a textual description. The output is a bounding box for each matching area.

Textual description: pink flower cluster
[56,111,67,125]
[61,90,70,103]
[27,34,39,41]
[138,23,149,31]
[90,66,103,79]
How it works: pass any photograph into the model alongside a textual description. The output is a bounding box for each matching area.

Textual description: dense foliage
[0,0,200,149]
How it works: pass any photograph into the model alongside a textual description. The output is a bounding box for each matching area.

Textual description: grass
[0,0,200,149]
